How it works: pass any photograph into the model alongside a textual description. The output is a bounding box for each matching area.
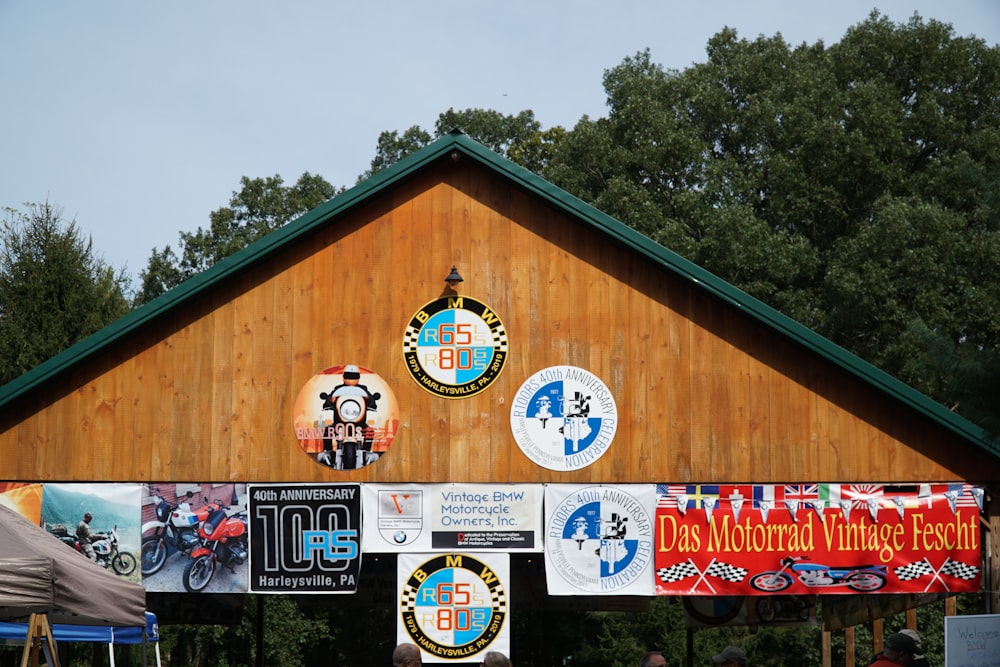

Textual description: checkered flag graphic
[657,561,700,583]
[490,586,508,612]
[894,560,935,581]
[400,584,419,611]
[402,326,420,353]
[492,326,509,350]
[940,558,980,581]
[705,561,748,583]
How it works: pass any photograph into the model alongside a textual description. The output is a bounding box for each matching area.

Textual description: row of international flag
[656,483,983,522]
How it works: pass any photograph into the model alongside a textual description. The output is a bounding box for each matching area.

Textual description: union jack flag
[784,485,820,504]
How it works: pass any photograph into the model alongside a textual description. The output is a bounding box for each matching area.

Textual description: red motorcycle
[182,507,248,592]
[141,489,224,575]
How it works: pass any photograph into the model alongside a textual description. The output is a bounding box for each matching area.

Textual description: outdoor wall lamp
[445,266,464,288]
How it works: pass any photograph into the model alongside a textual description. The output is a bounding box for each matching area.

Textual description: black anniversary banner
[248,483,361,594]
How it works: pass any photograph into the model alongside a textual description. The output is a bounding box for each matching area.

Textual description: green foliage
[363,108,565,178]
[0,201,131,386]
[136,172,339,305]
[544,14,1000,402]
[910,319,1000,439]
[363,126,434,181]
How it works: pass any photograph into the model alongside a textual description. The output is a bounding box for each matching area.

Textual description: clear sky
[2,1,998,282]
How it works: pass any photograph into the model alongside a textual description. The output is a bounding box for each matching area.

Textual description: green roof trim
[1,132,995,458]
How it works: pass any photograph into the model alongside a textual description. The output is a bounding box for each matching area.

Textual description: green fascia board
[1,131,995,460]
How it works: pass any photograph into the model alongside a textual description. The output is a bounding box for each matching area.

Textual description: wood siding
[2,159,997,484]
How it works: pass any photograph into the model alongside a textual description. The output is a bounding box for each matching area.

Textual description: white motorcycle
[140,489,222,575]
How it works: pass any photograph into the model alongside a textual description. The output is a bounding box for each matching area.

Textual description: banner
[140,483,248,593]
[248,483,361,593]
[397,552,510,662]
[361,484,543,553]
[2,482,143,584]
[544,484,656,595]
[654,483,983,595]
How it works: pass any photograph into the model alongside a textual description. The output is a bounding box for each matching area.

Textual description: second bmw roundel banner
[544,484,656,596]
[397,552,511,662]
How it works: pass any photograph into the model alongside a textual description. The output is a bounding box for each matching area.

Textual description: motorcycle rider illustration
[559,391,592,452]
[534,395,553,428]
[596,512,630,574]
[317,365,381,470]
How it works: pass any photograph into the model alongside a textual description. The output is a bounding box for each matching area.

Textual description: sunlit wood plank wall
[2,159,997,484]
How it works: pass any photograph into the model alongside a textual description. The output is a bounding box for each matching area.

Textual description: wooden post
[846,625,855,667]
[822,629,831,667]
[989,499,999,615]
[873,618,883,655]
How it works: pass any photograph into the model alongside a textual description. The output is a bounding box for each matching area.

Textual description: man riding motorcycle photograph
[76,511,95,559]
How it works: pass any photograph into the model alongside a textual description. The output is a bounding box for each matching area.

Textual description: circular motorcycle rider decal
[402,295,508,399]
[510,365,618,471]
[292,365,399,470]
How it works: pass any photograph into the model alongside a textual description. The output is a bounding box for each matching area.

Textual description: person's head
[640,650,667,667]
[712,646,746,667]
[481,651,512,667]
[884,632,920,665]
[392,643,421,667]
[899,629,924,657]
[83,512,93,523]
[343,365,361,385]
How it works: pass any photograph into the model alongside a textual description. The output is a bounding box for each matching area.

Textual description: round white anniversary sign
[509,365,618,471]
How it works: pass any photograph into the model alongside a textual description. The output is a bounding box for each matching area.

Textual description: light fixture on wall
[445,266,464,288]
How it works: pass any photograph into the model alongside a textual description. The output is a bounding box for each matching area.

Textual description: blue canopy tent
[0,610,159,666]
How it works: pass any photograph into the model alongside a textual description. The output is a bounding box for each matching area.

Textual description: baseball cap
[899,628,924,651]
[712,646,746,664]
[885,632,920,654]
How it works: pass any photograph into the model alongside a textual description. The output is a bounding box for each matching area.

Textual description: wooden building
[0,131,997,662]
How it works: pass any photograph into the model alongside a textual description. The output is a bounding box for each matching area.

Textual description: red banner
[654,483,983,596]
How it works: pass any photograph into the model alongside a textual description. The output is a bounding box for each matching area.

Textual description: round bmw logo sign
[403,295,507,399]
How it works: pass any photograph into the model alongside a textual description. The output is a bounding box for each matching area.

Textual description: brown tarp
[0,504,145,626]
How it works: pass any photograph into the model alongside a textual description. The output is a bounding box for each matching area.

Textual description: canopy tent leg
[19,613,60,667]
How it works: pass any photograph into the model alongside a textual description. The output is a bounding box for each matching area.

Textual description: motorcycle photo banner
[653,483,984,596]
[139,483,249,593]
[248,483,361,594]
[1,482,143,584]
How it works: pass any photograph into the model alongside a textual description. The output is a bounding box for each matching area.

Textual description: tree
[362,126,434,181]
[136,172,339,304]
[911,320,1000,440]
[0,201,131,385]
[362,108,566,178]
[545,13,1000,395]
